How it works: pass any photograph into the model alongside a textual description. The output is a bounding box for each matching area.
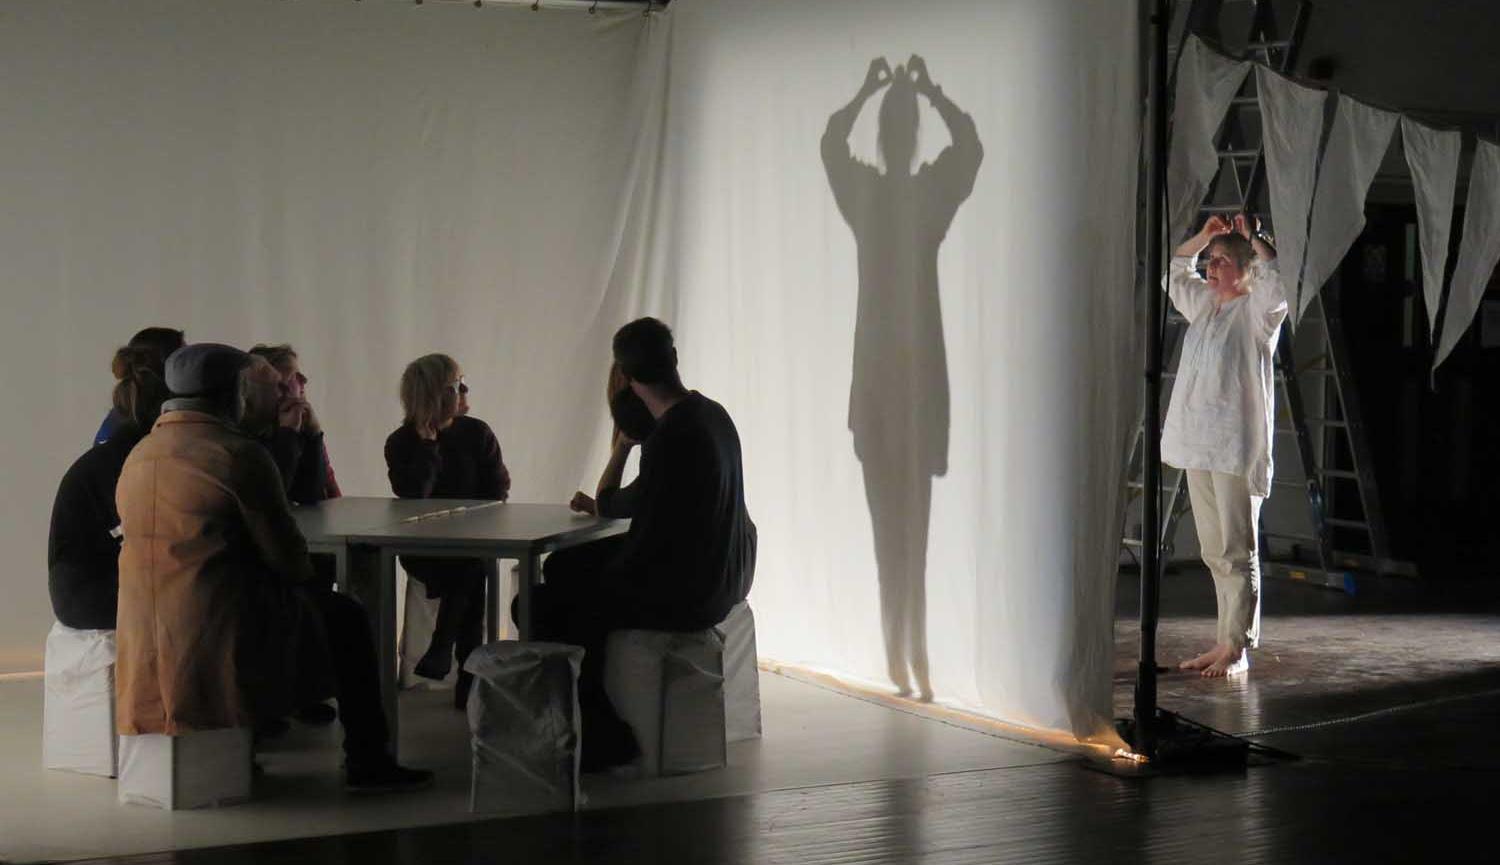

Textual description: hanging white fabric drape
[1255,66,1328,321]
[1400,118,1462,340]
[1167,36,1250,246]
[1435,139,1500,369]
[1296,96,1398,324]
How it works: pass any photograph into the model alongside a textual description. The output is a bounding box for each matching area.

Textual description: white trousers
[1185,469,1263,651]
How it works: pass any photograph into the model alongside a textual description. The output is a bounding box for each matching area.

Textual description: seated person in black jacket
[249,343,345,725]
[537,317,757,771]
[50,345,171,629]
[385,353,510,708]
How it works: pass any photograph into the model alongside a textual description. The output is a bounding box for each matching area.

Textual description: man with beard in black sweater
[536,317,757,771]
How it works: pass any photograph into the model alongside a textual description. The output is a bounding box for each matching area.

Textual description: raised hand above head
[907,54,933,94]
[1203,214,1233,237]
[863,56,893,96]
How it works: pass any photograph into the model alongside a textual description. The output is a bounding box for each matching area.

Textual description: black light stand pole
[1133,0,1170,760]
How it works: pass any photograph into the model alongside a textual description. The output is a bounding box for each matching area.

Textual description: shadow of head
[878,63,920,176]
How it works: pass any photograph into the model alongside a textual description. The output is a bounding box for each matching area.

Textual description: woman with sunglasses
[385,353,511,708]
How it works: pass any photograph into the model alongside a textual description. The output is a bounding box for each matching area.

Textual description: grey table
[293,497,628,752]
[296,496,496,589]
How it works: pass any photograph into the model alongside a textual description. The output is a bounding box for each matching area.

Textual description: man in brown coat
[116,343,430,792]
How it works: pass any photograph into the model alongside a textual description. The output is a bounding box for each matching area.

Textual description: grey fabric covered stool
[715,601,762,743]
[604,629,727,777]
[464,640,584,814]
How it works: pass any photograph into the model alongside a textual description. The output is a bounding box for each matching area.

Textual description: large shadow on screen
[821,55,982,700]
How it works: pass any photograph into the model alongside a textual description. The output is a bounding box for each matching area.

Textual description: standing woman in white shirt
[1161,213,1286,678]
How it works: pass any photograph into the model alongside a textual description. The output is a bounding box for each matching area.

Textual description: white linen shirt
[1160,254,1288,497]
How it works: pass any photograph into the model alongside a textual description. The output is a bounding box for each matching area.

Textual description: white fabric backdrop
[1,0,1138,741]
[1167,36,1250,247]
[1298,96,1398,322]
[0,0,664,672]
[1256,66,1329,324]
[649,0,1139,737]
[1436,139,1500,369]
[1400,118,1463,340]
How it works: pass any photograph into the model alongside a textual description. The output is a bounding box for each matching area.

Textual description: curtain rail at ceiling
[399,0,662,11]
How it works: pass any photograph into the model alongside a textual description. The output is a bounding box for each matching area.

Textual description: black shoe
[413,647,453,681]
[296,702,338,725]
[344,759,435,794]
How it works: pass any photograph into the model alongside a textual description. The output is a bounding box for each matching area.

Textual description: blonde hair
[400,353,460,431]
[248,343,298,374]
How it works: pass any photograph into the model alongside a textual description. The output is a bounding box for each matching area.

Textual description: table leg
[515,554,536,640]
[484,559,501,644]
[378,547,399,752]
[345,545,399,758]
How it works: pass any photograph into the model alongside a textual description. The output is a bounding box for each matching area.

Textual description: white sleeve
[1246,258,1289,334]
[1163,255,1215,323]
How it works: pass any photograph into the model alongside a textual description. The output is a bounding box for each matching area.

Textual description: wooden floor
[75,736,1500,864]
[57,571,1500,864]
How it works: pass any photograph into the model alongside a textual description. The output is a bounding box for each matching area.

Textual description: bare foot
[1202,647,1249,678]
[1179,646,1222,671]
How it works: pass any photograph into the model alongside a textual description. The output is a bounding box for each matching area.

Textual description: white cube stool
[465,641,583,814]
[43,622,118,778]
[117,727,252,810]
[398,574,452,690]
[715,602,762,743]
[604,629,726,777]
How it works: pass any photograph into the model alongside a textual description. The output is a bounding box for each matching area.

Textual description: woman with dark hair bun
[93,327,185,445]
[50,344,172,628]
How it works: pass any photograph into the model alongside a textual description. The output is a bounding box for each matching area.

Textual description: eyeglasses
[447,377,470,396]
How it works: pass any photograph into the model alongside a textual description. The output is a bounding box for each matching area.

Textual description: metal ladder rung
[1262,530,1320,543]
[1248,39,1293,52]
[1325,517,1370,531]
[1319,468,1359,480]
[1200,203,1244,214]
[1275,368,1337,381]
[1218,149,1260,162]
[1230,96,1260,108]
[1276,418,1347,432]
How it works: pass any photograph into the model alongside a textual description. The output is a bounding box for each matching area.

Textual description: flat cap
[164,343,253,398]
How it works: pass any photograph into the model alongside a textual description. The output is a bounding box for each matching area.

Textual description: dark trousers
[404,559,486,671]
[304,586,391,763]
[526,537,651,764]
